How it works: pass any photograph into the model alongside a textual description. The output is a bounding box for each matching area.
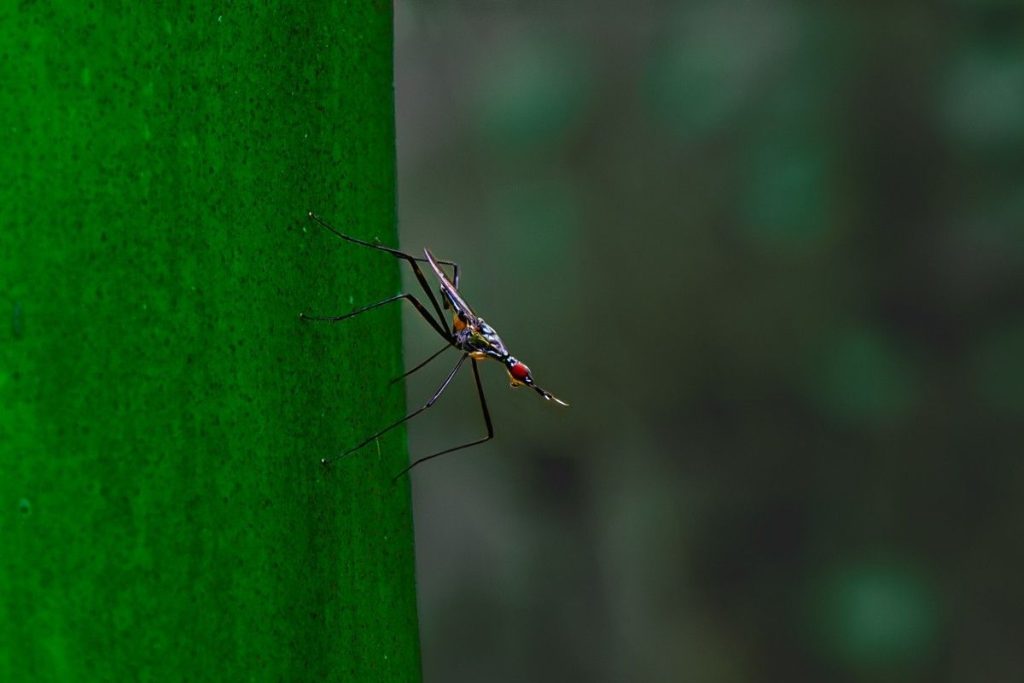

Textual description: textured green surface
[0,4,420,681]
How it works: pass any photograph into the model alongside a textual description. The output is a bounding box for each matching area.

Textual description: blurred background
[392,2,1024,681]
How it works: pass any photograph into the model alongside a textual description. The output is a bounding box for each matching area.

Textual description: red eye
[510,362,530,381]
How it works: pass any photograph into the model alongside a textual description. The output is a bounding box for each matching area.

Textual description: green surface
[0,4,420,681]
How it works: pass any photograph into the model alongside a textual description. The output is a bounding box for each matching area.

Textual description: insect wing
[424,248,477,319]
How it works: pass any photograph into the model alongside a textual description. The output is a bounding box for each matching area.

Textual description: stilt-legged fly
[301,212,568,479]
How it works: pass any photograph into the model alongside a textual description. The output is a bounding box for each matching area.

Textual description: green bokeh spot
[474,36,591,148]
[740,135,831,249]
[488,176,578,270]
[941,47,1024,152]
[815,328,917,425]
[811,562,940,671]
[646,35,755,140]
[644,5,800,141]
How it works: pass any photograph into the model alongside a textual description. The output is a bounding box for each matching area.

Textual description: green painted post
[0,4,421,681]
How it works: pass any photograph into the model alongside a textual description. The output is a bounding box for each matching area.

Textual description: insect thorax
[455,319,509,361]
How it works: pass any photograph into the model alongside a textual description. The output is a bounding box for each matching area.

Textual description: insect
[301,212,568,479]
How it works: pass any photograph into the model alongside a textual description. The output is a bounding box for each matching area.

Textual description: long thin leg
[300,292,451,341]
[308,212,458,327]
[392,359,494,480]
[322,354,469,465]
[390,343,452,385]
